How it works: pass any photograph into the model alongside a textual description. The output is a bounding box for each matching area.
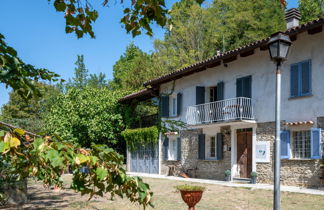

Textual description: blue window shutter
[160,96,169,117]
[311,128,322,159]
[163,137,169,160]
[290,64,299,97]
[301,60,312,95]
[280,130,290,159]
[196,86,205,105]
[198,134,205,160]
[217,81,224,101]
[177,137,181,160]
[177,93,182,116]
[216,133,223,160]
[236,78,243,97]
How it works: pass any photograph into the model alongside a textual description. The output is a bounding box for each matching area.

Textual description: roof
[119,88,156,103]
[143,17,324,87]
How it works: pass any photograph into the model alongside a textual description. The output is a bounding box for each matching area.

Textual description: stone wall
[161,126,231,181]
[256,121,321,187]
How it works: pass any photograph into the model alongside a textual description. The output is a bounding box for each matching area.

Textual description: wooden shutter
[177,93,182,116]
[217,81,224,101]
[311,128,321,159]
[244,76,252,98]
[160,96,169,118]
[216,133,223,160]
[198,134,205,160]
[177,137,181,160]
[163,137,169,160]
[290,64,299,97]
[236,78,243,97]
[301,60,312,96]
[280,130,290,159]
[196,86,205,105]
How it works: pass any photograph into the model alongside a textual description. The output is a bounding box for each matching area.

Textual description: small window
[169,95,177,117]
[206,136,217,159]
[168,136,178,160]
[209,87,217,102]
[290,60,312,98]
[291,130,311,159]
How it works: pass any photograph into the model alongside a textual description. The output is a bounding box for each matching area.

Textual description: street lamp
[267,32,292,210]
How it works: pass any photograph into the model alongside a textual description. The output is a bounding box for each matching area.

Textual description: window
[206,136,217,160]
[209,87,217,102]
[291,130,311,159]
[236,76,252,98]
[168,136,178,160]
[290,60,312,98]
[169,95,177,117]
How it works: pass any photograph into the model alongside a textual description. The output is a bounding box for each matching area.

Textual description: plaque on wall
[255,141,270,163]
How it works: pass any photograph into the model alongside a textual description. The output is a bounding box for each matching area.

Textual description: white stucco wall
[160,31,324,124]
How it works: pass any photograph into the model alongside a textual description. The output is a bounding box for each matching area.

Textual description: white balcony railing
[186,97,254,125]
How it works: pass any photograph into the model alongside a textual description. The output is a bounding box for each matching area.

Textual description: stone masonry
[256,121,321,187]
[161,126,231,180]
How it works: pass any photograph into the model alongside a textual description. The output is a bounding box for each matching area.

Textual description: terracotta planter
[180,190,203,210]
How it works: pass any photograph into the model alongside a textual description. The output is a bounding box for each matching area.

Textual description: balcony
[186,97,254,125]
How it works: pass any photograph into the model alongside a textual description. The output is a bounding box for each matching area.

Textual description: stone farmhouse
[120,9,324,187]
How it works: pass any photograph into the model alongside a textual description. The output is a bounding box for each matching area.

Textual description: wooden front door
[237,128,252,178]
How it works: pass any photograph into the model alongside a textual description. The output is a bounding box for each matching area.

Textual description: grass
[12,175,324,210]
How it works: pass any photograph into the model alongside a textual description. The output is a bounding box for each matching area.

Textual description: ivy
[121,126,159,151]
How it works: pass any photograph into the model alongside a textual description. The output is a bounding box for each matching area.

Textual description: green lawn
[12,175,324,210]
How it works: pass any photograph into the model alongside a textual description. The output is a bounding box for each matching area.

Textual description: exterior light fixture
[267,32,291,210]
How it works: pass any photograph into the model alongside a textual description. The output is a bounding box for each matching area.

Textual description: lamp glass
[269,41,279,59]
[279,41,290,59]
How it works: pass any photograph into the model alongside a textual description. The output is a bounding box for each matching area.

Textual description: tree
[299,0,324,23]
[68,55,88,89]
[88,72,107,88]
[0,83,60,133]
[0,123,153,208]
[111,43,166,91]
[0,34,61,99]
[152,0,285,72]
[45,86,125,148]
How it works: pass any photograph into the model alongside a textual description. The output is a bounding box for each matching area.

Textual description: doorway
[236,128,252,178]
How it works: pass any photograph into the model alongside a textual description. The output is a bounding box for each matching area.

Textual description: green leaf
[54,0,66,12]
[0,141,4,152]
[75,154,89,164]
[46,149,63,167]
[33,138,45,149]
[95,167,108,181]
[0,131,5,137]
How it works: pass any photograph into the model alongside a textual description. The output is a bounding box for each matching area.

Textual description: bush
[250,171,257,177]
[121,126,158,151]
[224,170,231,176]
[175,185,205,192]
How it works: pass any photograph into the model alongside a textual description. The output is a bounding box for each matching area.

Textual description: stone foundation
[161,127,231,180]
[160,121,322,187]
[256,122,321,187]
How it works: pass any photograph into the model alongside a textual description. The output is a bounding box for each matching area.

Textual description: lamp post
[267,32,292,210]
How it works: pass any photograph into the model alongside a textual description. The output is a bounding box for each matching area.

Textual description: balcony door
[236,76,252,98]
[237,128,252,178]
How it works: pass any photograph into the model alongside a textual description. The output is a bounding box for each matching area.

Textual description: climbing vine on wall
[121,126,159,151]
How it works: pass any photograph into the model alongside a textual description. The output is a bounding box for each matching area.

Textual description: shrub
[175,185,205,192]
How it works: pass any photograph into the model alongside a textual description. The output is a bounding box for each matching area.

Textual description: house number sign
[255,141,270,163]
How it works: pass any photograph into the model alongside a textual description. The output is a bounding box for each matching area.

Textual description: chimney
[285,8,301,29]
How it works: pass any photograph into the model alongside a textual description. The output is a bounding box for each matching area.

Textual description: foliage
[159,119,187,135]
[0,124,153,208]
[88,72,107,88]
[153,0,285,72]
[44,86,125,148]
[299,0,324,23]
[250,171,257,177]
[0,83,60,133]
[175,185,205,192]
[121,126,158,151]
[224,169,231,176]
[110,43,167,91]
[0,34,61,99]
[68,55,89,89]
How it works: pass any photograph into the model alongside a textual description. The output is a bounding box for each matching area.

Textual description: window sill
[202,159,220,161]
[288,94,313,100]
[165,160,180,162]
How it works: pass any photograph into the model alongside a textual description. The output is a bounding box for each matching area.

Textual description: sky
[0,0,299,107]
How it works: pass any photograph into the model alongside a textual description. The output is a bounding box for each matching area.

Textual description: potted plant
[224,169,231,181]
[175,185,205,210]
[250,171,257,184]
